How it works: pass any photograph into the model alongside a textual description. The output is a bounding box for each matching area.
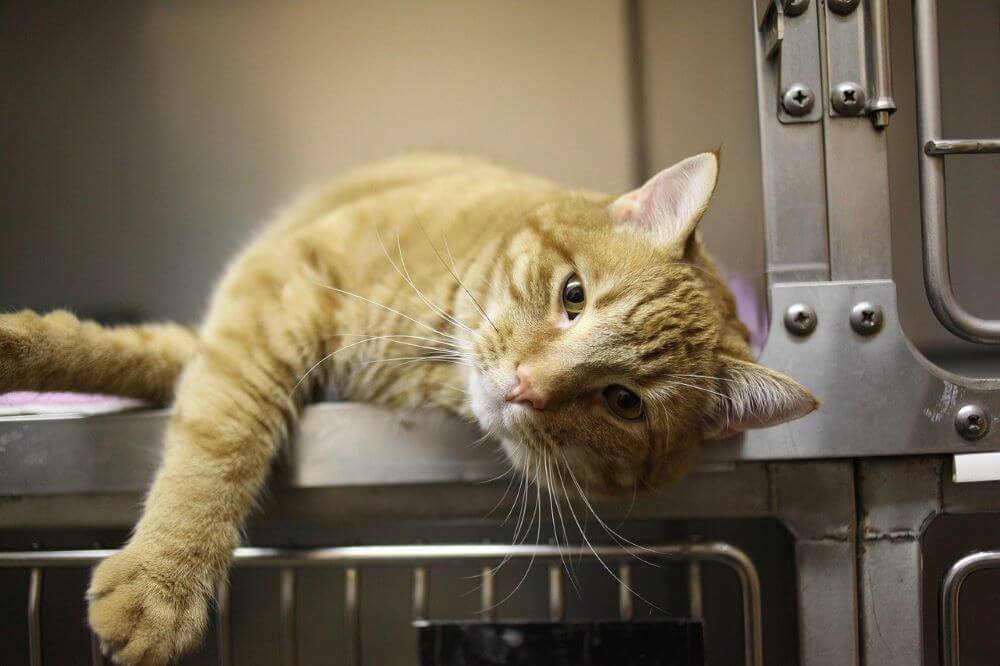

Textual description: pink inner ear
[607,152,719,248]
[608,194,643,225]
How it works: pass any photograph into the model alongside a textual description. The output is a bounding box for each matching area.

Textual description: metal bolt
[828,0,860,15]
[783,0,810,17]
[956,404,991,441]
[784,303,817,336]
[850,302,883,335]
[782,84,815,117]
[831,82,867,116]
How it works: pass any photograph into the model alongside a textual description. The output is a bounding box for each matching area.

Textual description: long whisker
[545,453,581,595]
[556,450,662,565]
[313,282,469,346]
[552,457,665,613]
[484,460,543,612]
[440,232,499,334]
[375,227,476,338]
[327,332,471,351]
[483,463,518,517]
[417,223,498,334]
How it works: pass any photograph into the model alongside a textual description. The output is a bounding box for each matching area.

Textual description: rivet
[784,303,817,336]
[828,0,860,15]
[782,84,815,117]
[956,405,991,441]
[783,0,810,17]
[831,82,867,116]
[850,302,883,335]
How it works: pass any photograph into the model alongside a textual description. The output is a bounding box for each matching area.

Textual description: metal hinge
[759,0,897,128]
[759,0,823,124]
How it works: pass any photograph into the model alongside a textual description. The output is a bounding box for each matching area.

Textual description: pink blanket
[0,391,146,417]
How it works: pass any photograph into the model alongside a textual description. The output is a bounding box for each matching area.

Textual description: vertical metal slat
[89,631,103,666]
[28,567,43,666]
[345,566,362,666]
[618,562,634,621]
[216,577,232,666]
[547,563,564,621]
[279,567,297,666]
[688,561,703,620]
[480,566,497,621]
[412,567,428,621]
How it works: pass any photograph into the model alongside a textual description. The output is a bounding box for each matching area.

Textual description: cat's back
[273,153,555,237]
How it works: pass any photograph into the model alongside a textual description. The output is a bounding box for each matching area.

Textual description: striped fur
[1,152,814,664]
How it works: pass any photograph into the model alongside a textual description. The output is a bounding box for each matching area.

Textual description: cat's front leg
[87,307,322,664]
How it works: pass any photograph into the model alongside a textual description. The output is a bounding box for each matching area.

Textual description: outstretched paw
[88,546,211,665]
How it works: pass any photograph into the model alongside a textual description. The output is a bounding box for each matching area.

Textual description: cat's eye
[603,385,643,420]
[562,274,585,320]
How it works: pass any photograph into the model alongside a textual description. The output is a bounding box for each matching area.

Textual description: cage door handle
[914,0,1000,344]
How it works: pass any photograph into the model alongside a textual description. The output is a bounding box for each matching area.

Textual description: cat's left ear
[608,151,719,249]
[702,356,818,440]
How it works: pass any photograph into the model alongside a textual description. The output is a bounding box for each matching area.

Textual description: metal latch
[823,0,897,127]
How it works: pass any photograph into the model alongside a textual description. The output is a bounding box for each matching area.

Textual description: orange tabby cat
[0,152,815,664]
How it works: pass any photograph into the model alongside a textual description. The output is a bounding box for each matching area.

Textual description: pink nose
[505,364,548,410]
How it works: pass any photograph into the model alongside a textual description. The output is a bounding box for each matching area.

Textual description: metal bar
[216,577,232,666]
[28,567,42,666]
[864,0,896,127]
[90,632,103,666]
[0,542,754,568]
[914,0,1000,343]
[925,139,1000,156]
[618,562,634,622]
[548,563,564,621]
[622,0,650,185]
[412,566,428,621]
[344,566,362,666]
[0,543,763,666]
[480,565,497,621]
[279,567,297,666]
[941,550,1000,666]
[688,561,703,620]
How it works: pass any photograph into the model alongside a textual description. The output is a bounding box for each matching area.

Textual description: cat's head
[466,152,817,497]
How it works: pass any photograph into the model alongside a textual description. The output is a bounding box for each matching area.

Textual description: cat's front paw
[87,546,211,665]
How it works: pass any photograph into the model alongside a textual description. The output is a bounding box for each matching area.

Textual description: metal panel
[770,462,859,666]
[753,0,831,284]
[707,281,1000,460]
[857,459,941,666]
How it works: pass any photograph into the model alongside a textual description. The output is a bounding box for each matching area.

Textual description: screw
[831,82,867,116]
[782,84,815,117]
[828,0,860,15]
[956,404,991,441]
[784,303,817,336]
[850,302,883,335]
[783,0,810,17]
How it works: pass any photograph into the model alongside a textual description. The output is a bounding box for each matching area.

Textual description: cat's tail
[0,310,198,404]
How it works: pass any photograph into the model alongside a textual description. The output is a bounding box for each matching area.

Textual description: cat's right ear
[608,152,719,251]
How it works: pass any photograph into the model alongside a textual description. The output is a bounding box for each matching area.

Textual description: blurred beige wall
[1,0,634,323]
[1,0,997,357]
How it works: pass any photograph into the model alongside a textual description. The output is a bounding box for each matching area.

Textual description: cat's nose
[505,363,548,410]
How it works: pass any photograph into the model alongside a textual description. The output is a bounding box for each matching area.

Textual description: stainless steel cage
[2,542,761,666]
[1,1,999,665]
